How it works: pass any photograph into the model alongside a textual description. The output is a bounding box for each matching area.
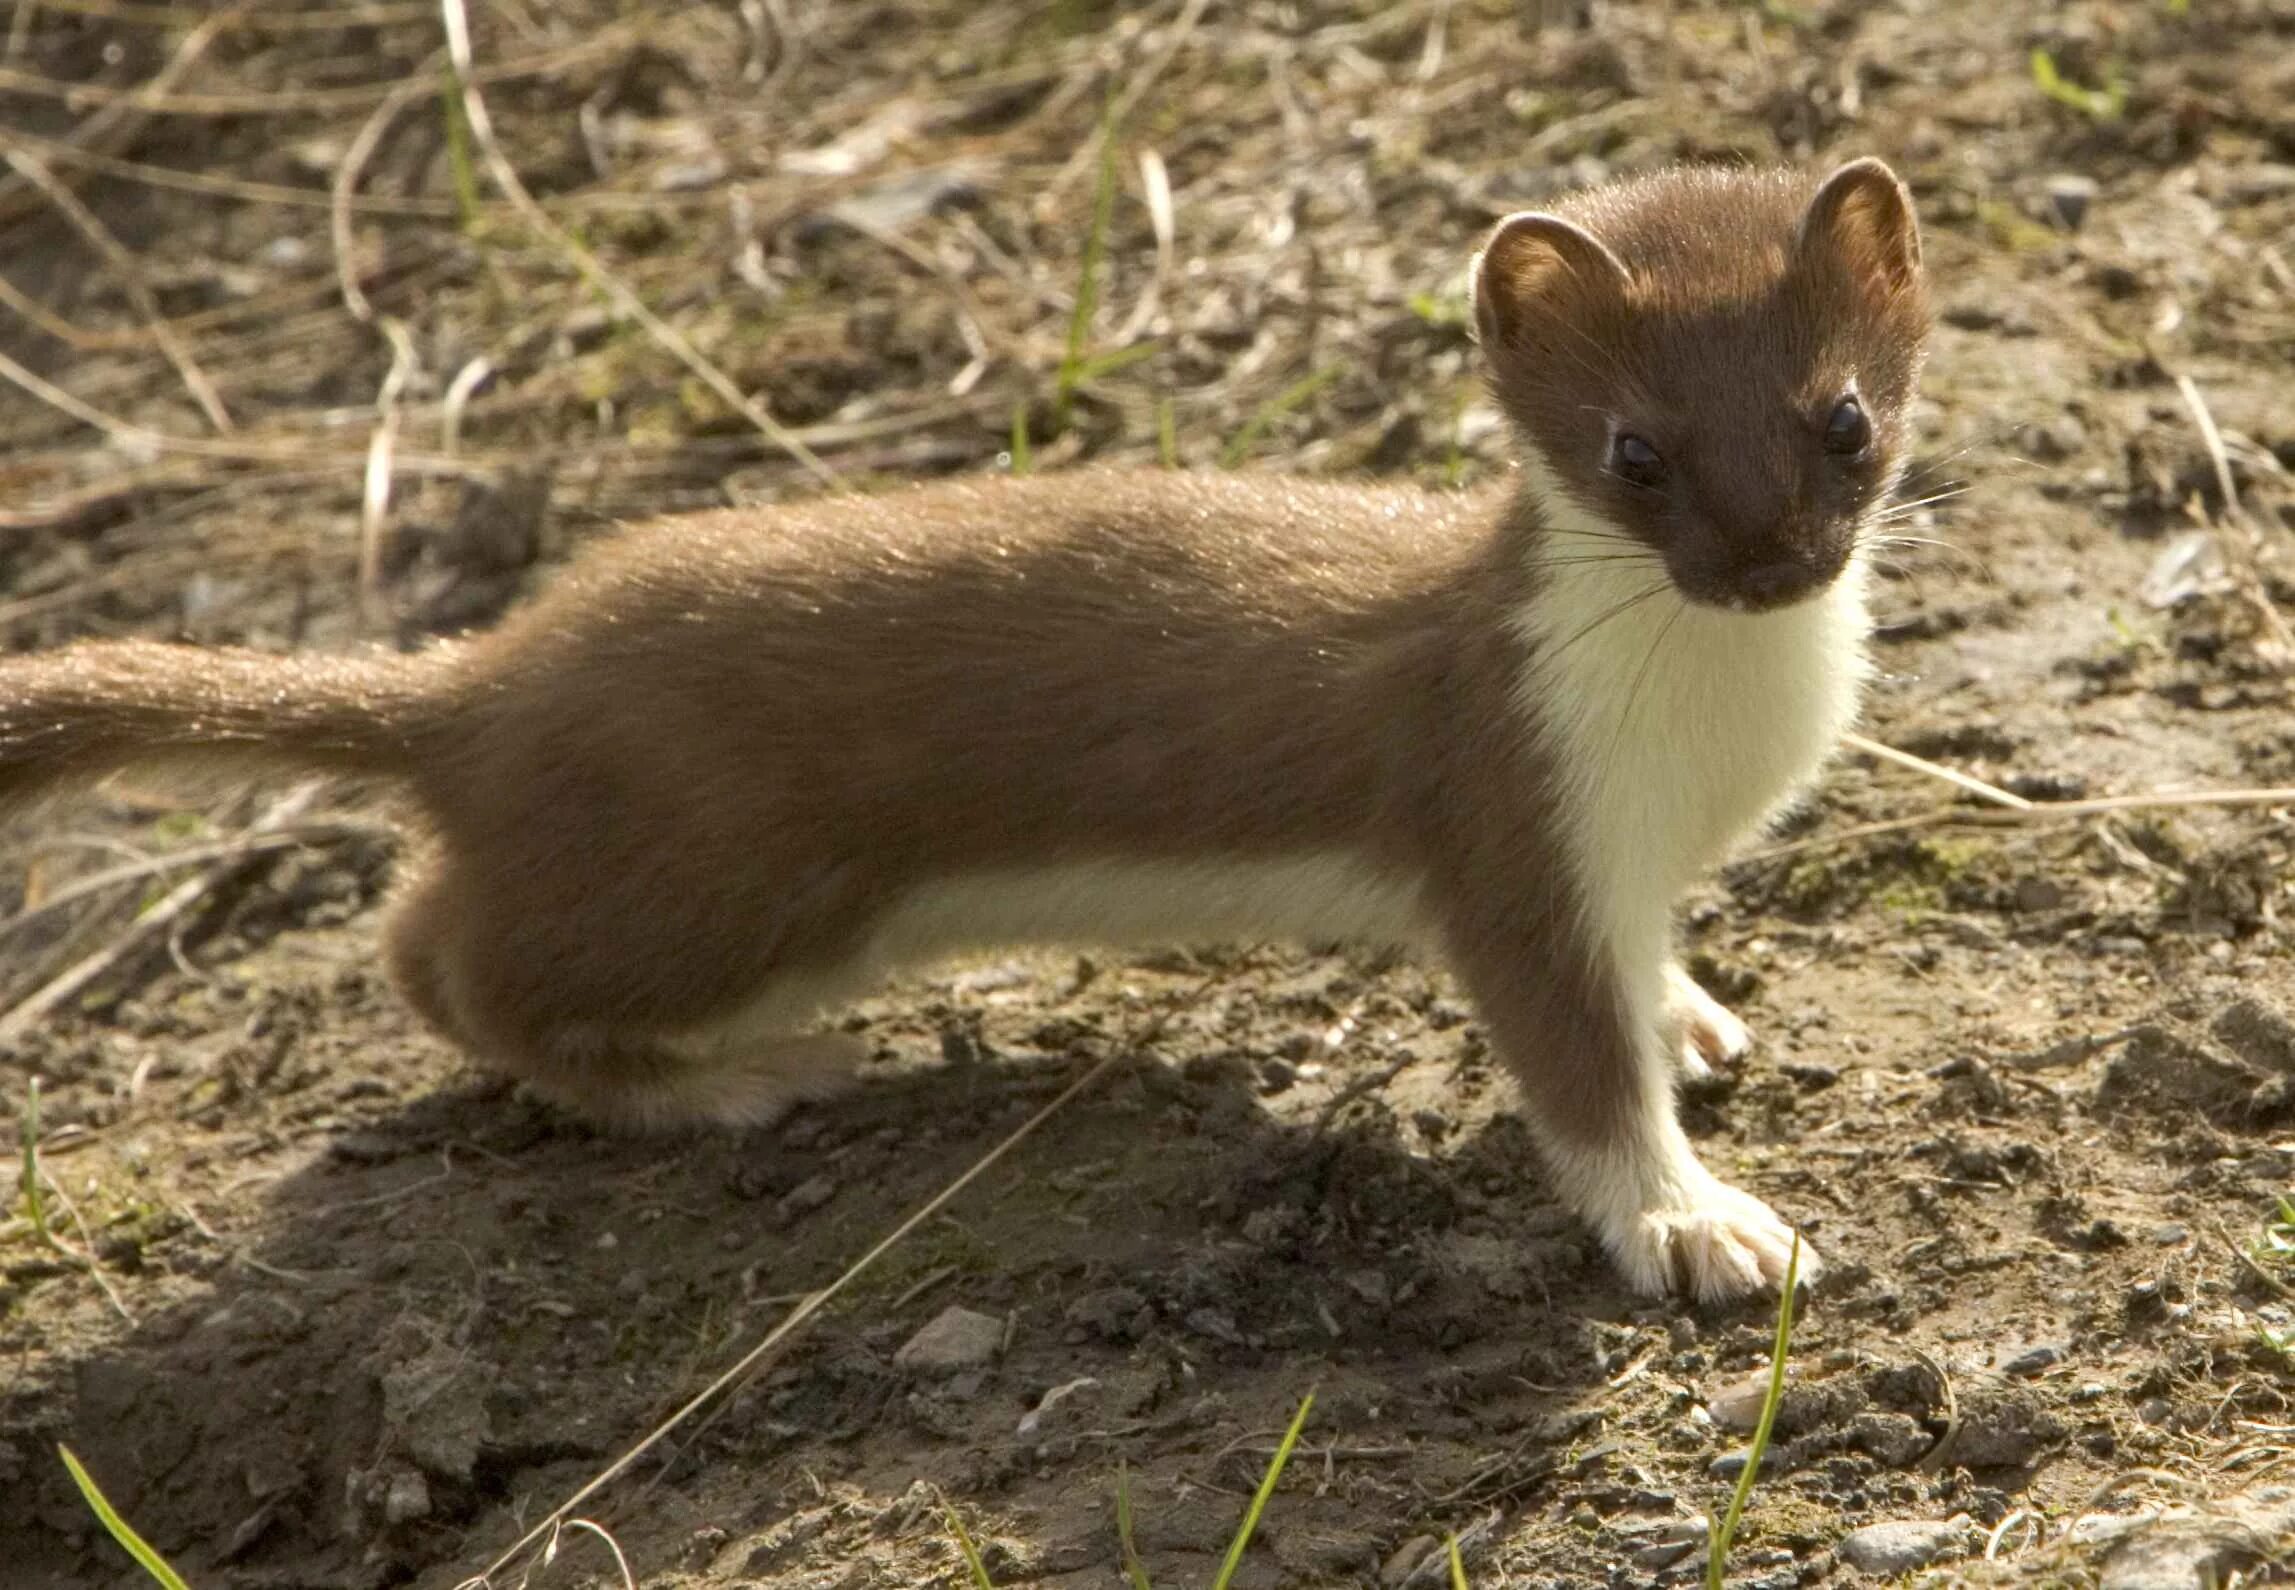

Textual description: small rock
[1380,1535,1438,1586]
[2013,877,2067,913]
[2004,1344,2065,1378]
[775,1174,836,1223]
[1709,1447,1751,1481]
[383,1469,431,1525]
[2210,997,2295,1075]
[1616,1515,1708,1572]
[2045,173,2100,230]
[2020,415,2088,461]
[1837,1516,1974,1575]
[894,1306,1005,1375]
[2222,163,2295,205]
[1065,1285,1150,1343]
[1183,1306,1244,1344]
[1707,1370,1784,1432]
[1849,1411,1935,1469]
[1706,1369,1860,1436]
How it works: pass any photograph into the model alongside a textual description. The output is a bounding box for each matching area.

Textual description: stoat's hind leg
[380,849,876,1131]
[522,1026,870,1131]
[1662,961,1753,1082]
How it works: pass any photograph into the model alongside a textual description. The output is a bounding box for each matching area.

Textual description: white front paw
[1664,963,1753,1081]
[1607,1175,1819,1303]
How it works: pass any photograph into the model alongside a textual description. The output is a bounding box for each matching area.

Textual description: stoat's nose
[1724,551,1843,612]
[1738,560,1824,607]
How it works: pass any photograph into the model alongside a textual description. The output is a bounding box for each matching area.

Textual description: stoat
[0,159,1929,1301]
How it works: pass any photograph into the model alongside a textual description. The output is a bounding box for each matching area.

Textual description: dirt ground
[6,1,2295,1586]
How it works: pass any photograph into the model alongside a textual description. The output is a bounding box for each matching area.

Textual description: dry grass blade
[0,14,655,117]
[462,1048,1133,1585]
[2174,368,2295,658]
[23,0,431,29]
[0,2,245,230]
[542,1519,639,1590]
[433,0,837,487]
[332,68,443,324]
[1114,147,1175,345]
[1840,731,2029,809]
[1041,0,1212,205]
[0,823,366,945]
[2175,371,2244,520]
[1745,782,2295,864]
[0,785,322,1046]
[16,1081,134,1323]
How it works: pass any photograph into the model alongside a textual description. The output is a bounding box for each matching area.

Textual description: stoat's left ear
[1795,157,1922,298]
[1470,211,1631,351]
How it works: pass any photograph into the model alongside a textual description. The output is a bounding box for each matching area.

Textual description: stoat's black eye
[1824,395,1871,455]
[1611,432,1666,486]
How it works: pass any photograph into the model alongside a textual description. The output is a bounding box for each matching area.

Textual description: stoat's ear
[1470,212,1631,349]
[1795,158,1921,298]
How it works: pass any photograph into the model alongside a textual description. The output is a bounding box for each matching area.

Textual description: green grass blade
[1115,1460,1154,1590]
[1009,400,1033,475]
[1053,96,1121,434]
[1447,1533,1470,1589]
[1209,1392,1314,1590]
[1706,1239,1801,1590]
[437,70,483,230]
[1155,398,1178,469]
[19,1076,59,1253]
[938,1494,998,1590]
[1219,368,1337,468]
[58,1447,193,1590]
[1072,341,1159,384]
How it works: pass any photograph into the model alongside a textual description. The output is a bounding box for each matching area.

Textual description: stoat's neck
[1504,445,1871,973]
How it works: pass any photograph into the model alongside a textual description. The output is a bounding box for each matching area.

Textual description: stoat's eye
[1824,395,1871,456]
[1610,432,1666,487]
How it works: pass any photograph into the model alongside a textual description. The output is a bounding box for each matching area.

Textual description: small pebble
[2004,1344,2064,1378]
[1706,1370,1783,1433]
[1837,1516,1974,1574]
[1380,1536,1437,1586]
[894,1305,1005,1374]
[383,1469,432,1525]
[2046,173,2100,230]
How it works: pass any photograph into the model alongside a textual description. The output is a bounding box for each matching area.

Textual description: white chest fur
[1508,449,1871,977]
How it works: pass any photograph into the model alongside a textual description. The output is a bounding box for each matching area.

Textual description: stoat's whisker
[1541,580,1675,666]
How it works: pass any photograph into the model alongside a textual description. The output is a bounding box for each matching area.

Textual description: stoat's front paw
[1664,963,1753,1082]
[1608,1176,1819,1303]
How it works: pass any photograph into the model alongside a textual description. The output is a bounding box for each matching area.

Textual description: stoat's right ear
[1795,157,1922,299]
[1470,212,1632,349]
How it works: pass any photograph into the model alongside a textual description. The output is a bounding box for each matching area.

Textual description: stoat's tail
[0,639,455,812]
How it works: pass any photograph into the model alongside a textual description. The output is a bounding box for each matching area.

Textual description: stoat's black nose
[1737,560,1825,608]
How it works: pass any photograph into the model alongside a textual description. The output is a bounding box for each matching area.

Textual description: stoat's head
[1471,159,1930,614]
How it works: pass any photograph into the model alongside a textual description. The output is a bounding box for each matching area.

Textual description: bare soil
[6,2,2295,1587]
